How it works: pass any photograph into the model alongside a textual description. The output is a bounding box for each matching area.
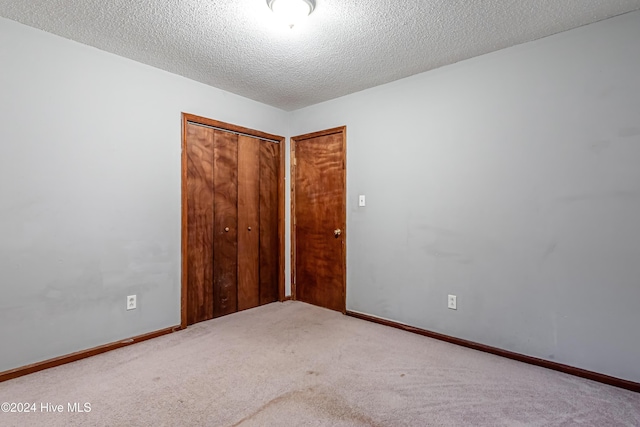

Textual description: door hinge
[294,157,297,166]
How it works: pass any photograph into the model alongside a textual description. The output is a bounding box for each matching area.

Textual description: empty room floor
[1,301,638,426]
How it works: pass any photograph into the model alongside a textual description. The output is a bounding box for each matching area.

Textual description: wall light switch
[359,195,366,207]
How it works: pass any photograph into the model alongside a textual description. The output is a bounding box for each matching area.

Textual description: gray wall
[3,10,640,383]
[0,17,288,372]
[289,11,640,382]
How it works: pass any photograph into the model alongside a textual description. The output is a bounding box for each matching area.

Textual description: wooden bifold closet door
[184,118,281,326]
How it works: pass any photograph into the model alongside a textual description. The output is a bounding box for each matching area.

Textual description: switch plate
[448,295,457,310]
[359,195,366,207]
[127,295,137,310]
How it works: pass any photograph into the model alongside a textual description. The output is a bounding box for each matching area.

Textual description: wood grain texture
[290,141,296,301]
[293,126,346,143]
[213,130,239,318]
[346,311,640,393]
[183,113,282,143]
[293,128,346,312]
[278,138,286,302]
[182,113,286,324]
[181,116,189,329]
[237,135,260,311]
[185,123,215,325]
[260,140,280,305]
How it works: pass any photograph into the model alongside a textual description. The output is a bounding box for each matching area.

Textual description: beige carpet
[0,301,638,426]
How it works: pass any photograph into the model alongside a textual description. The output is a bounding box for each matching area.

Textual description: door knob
[248,227,252,231]
[224,227,230,232]
[334,229,342,238]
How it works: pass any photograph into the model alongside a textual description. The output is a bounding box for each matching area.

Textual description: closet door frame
[181,113,286,329]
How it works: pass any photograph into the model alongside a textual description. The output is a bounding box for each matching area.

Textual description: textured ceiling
[1,1,640,110]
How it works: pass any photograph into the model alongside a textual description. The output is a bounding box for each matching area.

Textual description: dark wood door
[293,127,346,312]
[212,130,239,318]
[184,116,283,326]
[237,135,260,311]
[185,123,215,325]
[236,135,281,310]
[259,140,280,305]
[185,125,239,321]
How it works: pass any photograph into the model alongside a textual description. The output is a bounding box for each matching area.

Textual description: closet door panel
[213,130,239,318]
[186,124,215,324]
[237,136,260,311]
[259,141,280,305]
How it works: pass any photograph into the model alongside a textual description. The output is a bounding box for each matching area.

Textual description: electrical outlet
[127,295,137,310]
[448,295,457,310]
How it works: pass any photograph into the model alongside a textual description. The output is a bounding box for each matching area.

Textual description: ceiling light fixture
[267,0,316,29]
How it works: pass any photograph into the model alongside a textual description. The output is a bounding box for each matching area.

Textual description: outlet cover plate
[127,295,137,310]
[448,294,457,310]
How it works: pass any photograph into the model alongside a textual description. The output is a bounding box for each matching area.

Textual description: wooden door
[259,140,280,305]
[237,135,281,309]
[212,130,239,318]
[237,135,260,311]
[182,114,285,327]
[185,124,239,322]
[292,127,346,312]
[185,123,215,325]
